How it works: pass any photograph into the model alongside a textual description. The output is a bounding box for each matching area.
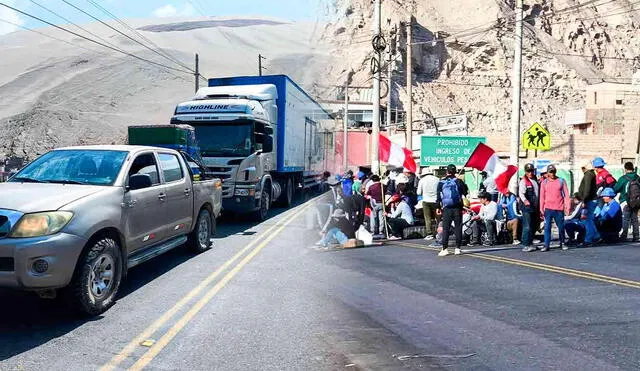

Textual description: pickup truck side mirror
[128,174,152,191]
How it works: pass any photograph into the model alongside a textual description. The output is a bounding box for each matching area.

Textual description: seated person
[594,187,623,243]
[317,209,355,248]
[564,195,585,246]
[385,194,415,240]
[469,192,498,246]
[500,191,522,245]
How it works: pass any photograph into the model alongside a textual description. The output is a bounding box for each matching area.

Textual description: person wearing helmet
[592,157,616,196]
[436,164,469,256]
[578,161,601,245]
[520,163,540,252]
[594,187,622,244]
[539,164,571,252]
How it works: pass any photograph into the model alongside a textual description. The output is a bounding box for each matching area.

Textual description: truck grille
[0,257,14,271]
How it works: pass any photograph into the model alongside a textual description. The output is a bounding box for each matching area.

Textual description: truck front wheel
[188,209,214,253]
[254,189,270,221]
[69,237,123,316]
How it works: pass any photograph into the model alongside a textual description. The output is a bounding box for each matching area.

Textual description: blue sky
[0,0,328,34]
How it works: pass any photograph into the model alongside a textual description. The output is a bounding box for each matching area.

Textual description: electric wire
[0,2,195,76]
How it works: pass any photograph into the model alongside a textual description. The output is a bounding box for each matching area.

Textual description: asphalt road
[1,196,639,370]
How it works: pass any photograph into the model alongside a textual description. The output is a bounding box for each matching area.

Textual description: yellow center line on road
[100,201,316,371]
[127,201,315,370]
[395,242,640,289]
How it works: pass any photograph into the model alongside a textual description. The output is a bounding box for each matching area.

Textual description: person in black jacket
[578,162,600,245]
[436,164,469,256]
[316,209,356,248]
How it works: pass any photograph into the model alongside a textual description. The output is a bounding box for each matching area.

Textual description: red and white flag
[378,135,417,173]
[465,143,517,194]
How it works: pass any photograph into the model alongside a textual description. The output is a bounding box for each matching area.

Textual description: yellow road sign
[522,122,551,150]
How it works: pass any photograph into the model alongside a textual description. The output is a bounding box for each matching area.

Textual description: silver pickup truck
[0,145,222,315]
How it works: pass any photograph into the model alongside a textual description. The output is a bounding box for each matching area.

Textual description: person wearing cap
[436,164,469,256]
[385,193,415,240]
[594,187,622,244]
[520,163,540,252]
[352,171,366,194]
[417,167,440,240]
[614,161,640,242]
[578,161,600,245]
[317,209,356,248]
[539,164,571,251]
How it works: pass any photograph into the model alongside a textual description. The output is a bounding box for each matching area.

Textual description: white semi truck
[171,75,333,220]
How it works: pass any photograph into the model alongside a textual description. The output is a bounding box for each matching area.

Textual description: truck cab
[171,85,280,220]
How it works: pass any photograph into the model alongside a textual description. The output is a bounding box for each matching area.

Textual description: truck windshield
[190,122,253,157]
[9,150,128,186]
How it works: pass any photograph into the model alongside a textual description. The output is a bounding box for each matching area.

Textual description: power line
[27,0,120,51]
[0,16,100,54]
[59,0,196,74]
[0,2,194,75]
[84,0,201,78]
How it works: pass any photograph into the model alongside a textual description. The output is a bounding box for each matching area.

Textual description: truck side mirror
[128,174,152,191]
[263,136,273,153]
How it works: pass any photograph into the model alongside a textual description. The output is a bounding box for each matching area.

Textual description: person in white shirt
[417,167,440,240]
[386,194,415,240]
[469,192,498,246]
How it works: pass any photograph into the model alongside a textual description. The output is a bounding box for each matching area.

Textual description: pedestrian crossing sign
[522,122,551,150]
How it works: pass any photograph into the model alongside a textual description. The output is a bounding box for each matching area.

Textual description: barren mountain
[0,16,329,162]
[319,0,640,135]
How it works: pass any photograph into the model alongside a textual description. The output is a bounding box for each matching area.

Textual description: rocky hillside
[0,17,328,162]
[318,0,640,135]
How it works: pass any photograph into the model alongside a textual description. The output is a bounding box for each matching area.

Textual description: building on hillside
[320,87,405,128]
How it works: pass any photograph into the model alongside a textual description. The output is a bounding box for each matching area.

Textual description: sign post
[522,122,551,151]
[420,136,486,167]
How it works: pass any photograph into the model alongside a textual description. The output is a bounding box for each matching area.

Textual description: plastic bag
[355,225,373,245]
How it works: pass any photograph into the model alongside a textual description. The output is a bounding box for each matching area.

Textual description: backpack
[342,179,353,197]
[440,178,462,208]
[627,175,640,209]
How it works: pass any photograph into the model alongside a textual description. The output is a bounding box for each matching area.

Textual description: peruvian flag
[465,143,517,194]
[378,135,417,173]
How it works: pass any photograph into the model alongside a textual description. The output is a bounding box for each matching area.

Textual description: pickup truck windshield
[10,150,128,186]
[190,121,253,157]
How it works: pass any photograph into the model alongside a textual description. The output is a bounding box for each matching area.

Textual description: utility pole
[194,53,200,93]
[258,54,266,76]
[510,0,524,166]
[386,24,395,129]
[343,82,349,172]
[406,17,414,152]
[371,0,382,174]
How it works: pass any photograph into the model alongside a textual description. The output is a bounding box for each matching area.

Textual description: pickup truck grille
[0,258,14,271]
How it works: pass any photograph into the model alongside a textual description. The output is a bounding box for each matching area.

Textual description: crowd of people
[315,156,640,255]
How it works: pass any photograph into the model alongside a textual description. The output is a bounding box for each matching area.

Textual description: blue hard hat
[357,171,366,180]
[601,187,616,197]
[592,157,606,168]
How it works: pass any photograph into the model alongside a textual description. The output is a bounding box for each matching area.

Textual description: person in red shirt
[592,157,616,193]
[539,164,571,252]
[365,175,384,235]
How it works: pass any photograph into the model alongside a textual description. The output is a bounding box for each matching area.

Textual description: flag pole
[379,162,391,240]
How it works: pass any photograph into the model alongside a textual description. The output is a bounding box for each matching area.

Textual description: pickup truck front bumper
[0,233,87,289]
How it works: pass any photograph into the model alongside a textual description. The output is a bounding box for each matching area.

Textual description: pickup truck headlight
[9,211,74,238]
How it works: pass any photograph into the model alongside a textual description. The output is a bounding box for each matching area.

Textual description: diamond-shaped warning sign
[522,122,551,150]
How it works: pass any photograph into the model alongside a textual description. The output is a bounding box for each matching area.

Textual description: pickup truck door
[123,152,167,252]
[158,152,194,239]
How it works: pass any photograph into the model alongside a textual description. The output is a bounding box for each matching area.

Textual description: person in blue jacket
[594,187,622,243]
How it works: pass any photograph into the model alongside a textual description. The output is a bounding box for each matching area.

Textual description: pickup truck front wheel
[69,237,123,316]
[188,209,214,253]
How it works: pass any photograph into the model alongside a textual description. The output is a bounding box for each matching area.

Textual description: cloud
[151,3,195,18]
[0,1,25,35]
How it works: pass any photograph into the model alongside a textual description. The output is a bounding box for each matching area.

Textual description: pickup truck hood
[0,183,107,213]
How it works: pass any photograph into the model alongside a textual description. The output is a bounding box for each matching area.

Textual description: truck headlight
[9,212,74,238]
[234,189,250,196]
